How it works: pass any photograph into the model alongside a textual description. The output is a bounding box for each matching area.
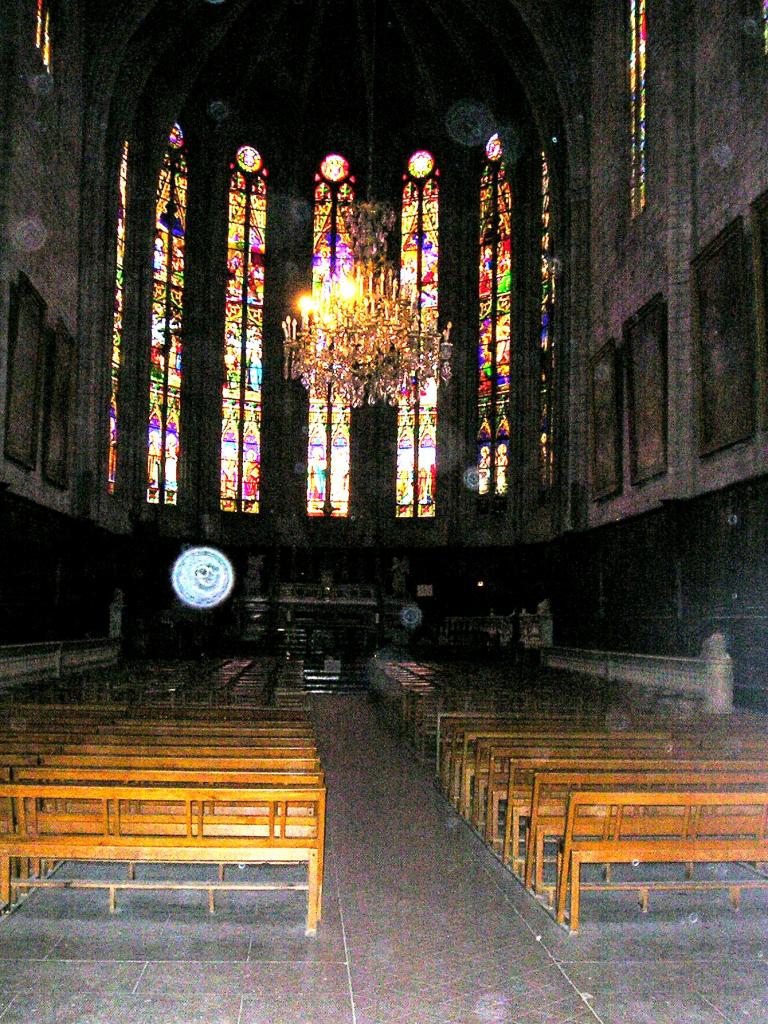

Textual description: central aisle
[313,695,596,1024]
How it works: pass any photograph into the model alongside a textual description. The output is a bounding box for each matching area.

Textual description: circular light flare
[171,547,235,610]
[236,145,263,173]
[485,133,503,162]
[408,150,435,179]
[168,123,185,149]
[320,153,349,182]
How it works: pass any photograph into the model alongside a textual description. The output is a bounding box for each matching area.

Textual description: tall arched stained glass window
[477,133,512,500]
[220,145,267,514]
[36,0,52,73]
[539,150,556,492]
[397,151,439,519]
[307,154,354,518]
[107,141,129,494]
[629,0,647,217]
[763,0,768,54]
[147,122,187,506]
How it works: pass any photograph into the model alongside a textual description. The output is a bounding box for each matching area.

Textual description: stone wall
[0,0,85,515]
[587,0,768,528]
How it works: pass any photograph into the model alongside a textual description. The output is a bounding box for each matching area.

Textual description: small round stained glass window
[236,145,263,174]
[168,123,185,149]
[407,150,435,179]
[171,547,235,610]
[485,133,503,162]
[320,154,349,182]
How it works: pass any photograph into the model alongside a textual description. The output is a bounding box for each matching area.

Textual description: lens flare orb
[171,547,235,609]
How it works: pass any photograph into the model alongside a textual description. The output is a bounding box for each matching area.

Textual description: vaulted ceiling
[85,0,591,192]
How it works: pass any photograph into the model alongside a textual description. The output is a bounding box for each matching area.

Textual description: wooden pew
[524,766,768,897]
[498,753,768,875]
[555,789,768,933]
[0,780,326,935]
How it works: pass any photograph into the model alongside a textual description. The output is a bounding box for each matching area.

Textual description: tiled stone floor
[0,694,767,1023]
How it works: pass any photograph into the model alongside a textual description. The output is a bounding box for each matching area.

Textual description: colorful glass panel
[764,0,768,55]
[539,151,556,491]
[147,124,187,505]
[397,153,439,518]
[306,157,353,517]
[36,0,52,72]
[630,0,647,216]
[477,137,512,498]
[107,141,129,495]
[220,147,267,513]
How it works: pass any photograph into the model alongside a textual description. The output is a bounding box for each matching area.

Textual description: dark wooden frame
[590,340,623,500]
[751,189,768,430]
[41,319,76,488]
[623,294,668,484]
[3,273,46,469]
[692,217,755,456]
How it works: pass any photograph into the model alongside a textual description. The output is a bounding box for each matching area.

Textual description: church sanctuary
[2,0,768,1021]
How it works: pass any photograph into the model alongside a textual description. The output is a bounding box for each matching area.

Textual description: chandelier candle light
[282,201,452,407]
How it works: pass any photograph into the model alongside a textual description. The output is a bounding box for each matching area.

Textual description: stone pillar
[701,632,734,714]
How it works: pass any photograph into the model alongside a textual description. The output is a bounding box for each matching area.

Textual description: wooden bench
[0,780,326,935]
[555,789,768,933]
[524,766,768,896]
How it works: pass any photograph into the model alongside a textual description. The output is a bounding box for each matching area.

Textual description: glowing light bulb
[339,277,356,301]
[298,294,314,317]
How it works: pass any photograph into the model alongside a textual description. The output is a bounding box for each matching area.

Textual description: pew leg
[306,850,320,937]
[0,856,10,910]
[684,862,694,880]
[603,864,612,883]
[569,854,582,935]
[535,829,546,894]
[729,886,740,911]
[127,863,135,881]
[556,848,570,926]
[218,864,225,882]
[511,810,522,877]
[30,859,41,879]
[208,889,216,914]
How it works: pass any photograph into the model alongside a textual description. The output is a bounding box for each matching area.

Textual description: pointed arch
[220,145,267,514]
[307,154,354,518]
[107,140,129,494]
[147,123,187,506]
[477,133,512,500]
[397,150,440,519]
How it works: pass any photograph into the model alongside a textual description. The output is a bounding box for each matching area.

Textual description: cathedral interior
[1,0,768,1022]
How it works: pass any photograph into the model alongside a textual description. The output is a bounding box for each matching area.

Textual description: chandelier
[281,201,452,407]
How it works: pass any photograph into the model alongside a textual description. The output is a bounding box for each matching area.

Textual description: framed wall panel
[41,320,76,488]
[692,218,755,455]
[591,339,623,500]
[624,293,668,484]
[752,190,768,429]
[4,273,46,469]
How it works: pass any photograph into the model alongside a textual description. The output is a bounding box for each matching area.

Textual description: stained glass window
[36,0,52,72]
[763,0,768,55]
[306,154,354,517]
[107,141,129,495]
[147,123,187,506]
[630,0,647,216]
[397,151,439,518]
[539,151,556,492]
[220,145,267,514]
[477,133,512,500]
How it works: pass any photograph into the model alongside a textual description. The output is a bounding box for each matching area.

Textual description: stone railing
[0,639,120,689]
[541,633,734,714]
